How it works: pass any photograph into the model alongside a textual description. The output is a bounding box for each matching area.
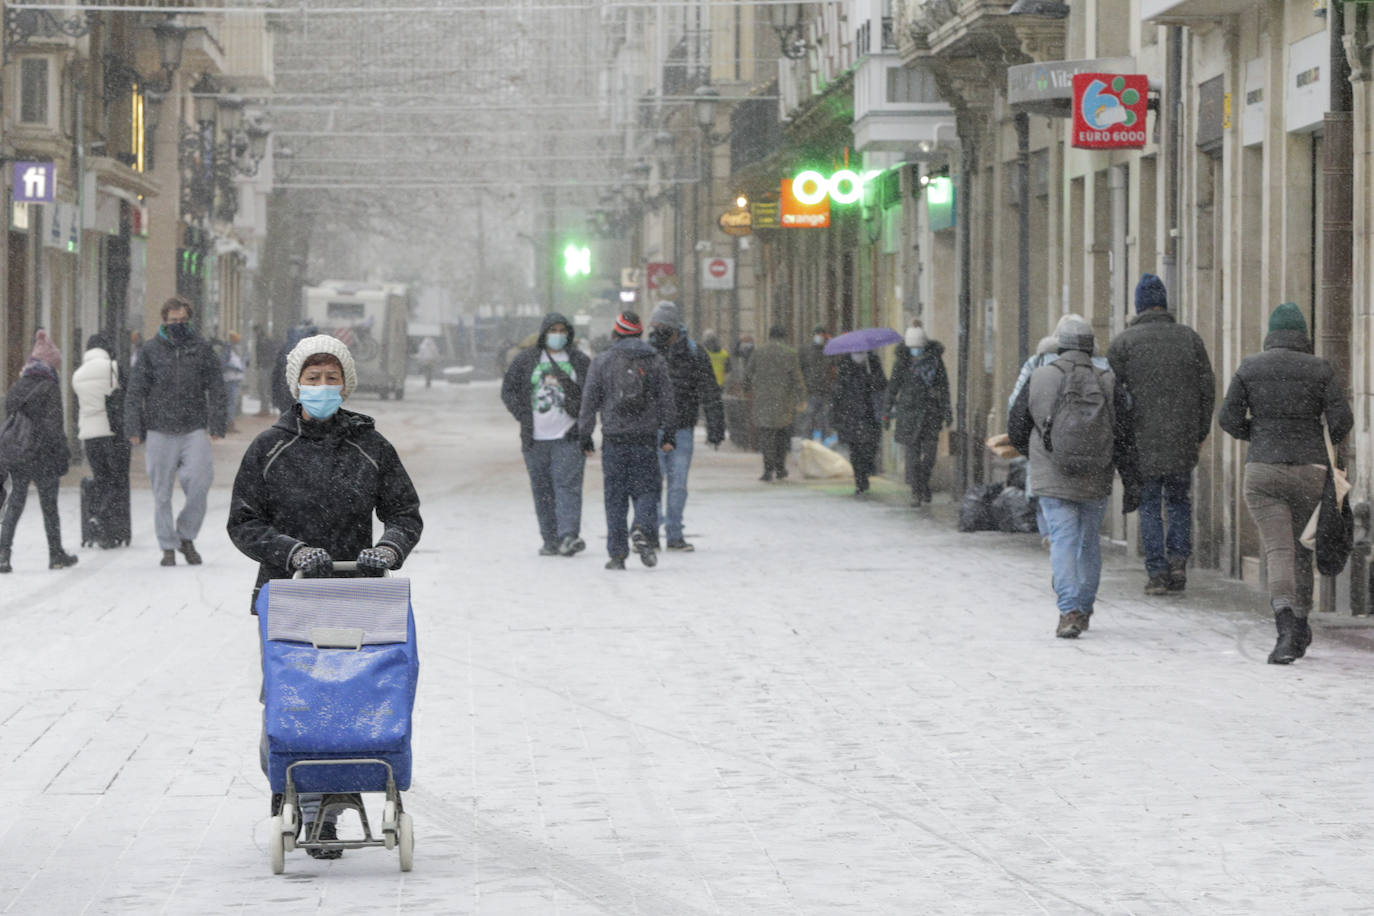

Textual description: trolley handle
[292,559,392,579]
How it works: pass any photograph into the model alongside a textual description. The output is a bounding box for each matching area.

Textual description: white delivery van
[302,281,410,399]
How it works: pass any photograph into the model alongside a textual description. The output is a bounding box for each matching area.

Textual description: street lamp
[151,15,190,80]
[769,2,812,60]
[694,84,719,130]
[191,73,218,126]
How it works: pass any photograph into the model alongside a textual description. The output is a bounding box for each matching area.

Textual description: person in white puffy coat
[71,334,128,547]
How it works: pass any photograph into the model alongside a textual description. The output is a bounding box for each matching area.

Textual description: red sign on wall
[1071,73,1148,149]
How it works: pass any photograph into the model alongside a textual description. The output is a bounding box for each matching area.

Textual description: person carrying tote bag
[1219,303,1353,665]
[1298,417,1353,576]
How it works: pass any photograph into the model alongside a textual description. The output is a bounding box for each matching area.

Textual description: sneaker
[776,469,789,480]
[180,540,202,565]
[759,472,773,482]
[1056,611,1085,639]
[631,528,657,568]
[1167,558,1188,592]
[306,821,343,860]
[1079,612,1091,632]
[557,535,586,557]
[1144,574,1171,596]
[909,493,923,508]
[538,542,559,556]
[605,556,626,570]
[49,551,79,570]
[666,539,695,552]
[161,549,176,567]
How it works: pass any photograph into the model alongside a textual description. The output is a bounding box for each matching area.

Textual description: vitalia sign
[1071,74,1148,149]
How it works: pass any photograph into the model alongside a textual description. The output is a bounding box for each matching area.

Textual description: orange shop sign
[780,177,830,228]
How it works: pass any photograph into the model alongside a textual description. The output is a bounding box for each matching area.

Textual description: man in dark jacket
[1106,274,1216,595]
[886,325,952,506]
[501,312,593,557]
[578,310,676,570]
[0,330,78,572]
[799,324,835,440]
[125,296,227,567]
[647,301,724,551]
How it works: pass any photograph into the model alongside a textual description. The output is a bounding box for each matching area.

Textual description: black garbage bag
[992,486,1038,533]
[958,483,1004,532]
[1005,457,1028,491]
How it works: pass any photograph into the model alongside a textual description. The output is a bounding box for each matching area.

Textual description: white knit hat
[286,334,357,398]
[905,326,927,348]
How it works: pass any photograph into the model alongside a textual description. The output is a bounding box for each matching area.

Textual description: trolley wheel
[397,811,414,872]
[282,803,298,852]
[382,800,397,850]
[269,816,286,874]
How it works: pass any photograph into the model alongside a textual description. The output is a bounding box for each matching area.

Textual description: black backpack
[1041,359,1113,475]
[608,351,652,414]
[0,403,38,476]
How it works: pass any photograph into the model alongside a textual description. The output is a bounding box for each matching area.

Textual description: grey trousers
[145,429,214,550]
[523,437,586,546]
[1243,462,1326,617]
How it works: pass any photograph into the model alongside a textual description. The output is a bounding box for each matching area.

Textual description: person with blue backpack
[578,310,677,570]
[1008,316,1134,639]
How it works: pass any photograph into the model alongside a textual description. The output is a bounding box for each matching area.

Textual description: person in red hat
[577,310,676,570]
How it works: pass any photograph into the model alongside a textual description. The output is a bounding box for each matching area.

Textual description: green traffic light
[563,244,591,278]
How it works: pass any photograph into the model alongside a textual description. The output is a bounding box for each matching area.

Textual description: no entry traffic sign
[702,256,734,290]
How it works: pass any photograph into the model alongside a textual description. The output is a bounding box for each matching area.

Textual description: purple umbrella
[823,327,903,355]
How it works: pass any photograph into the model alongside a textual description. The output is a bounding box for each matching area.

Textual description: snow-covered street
[3,379,1374,914]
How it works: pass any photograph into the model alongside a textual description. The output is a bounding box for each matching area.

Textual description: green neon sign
[791,168,882,206]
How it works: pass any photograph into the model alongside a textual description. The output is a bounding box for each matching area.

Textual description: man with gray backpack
[578,310,677,570]
[1009,316,1133,638]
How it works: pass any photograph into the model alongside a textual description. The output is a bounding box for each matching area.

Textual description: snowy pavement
[3,378,1374,914]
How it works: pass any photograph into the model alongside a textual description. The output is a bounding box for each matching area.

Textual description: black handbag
[1302,417,1353,577]
[540,350,582,419]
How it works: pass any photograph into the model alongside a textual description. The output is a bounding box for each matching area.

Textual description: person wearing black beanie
[1107,274,1215,596]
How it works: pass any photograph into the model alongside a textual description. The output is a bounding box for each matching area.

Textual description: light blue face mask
[298,384,343,419]
[545,332,568,351]
[909,347,924,358]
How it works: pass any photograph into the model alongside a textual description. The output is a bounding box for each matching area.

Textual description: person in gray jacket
[1220,302,1353,665]
[125,296,226,567]
[578,310,676,570]
[1009,317,1132,638]
[1107,274,1215,596]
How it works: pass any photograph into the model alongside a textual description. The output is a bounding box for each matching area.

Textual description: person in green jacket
[744,326,806,481]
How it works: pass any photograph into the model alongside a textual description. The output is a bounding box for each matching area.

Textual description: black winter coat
[1219,329,1353,465]
[1106,310,1215,477]
[501,312,592,451]
[799,343,835,396]
[831,355,887,445]
[227,405,423,612]
[125,331,227,438]
[654,334,725,444]
[3,367,69,479]
[885,341,952,444]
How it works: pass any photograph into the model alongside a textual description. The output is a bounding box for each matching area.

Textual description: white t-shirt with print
[531,351,577,441]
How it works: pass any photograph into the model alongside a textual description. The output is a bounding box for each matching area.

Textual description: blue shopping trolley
[256,561,418,873]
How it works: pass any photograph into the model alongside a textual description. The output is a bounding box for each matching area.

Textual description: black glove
[290,546,333,575]
[357,545,398,573]
[581,437,595,454]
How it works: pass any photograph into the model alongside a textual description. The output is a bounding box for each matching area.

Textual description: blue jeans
[1138,471,1192,577]
[657,428,694,543]
[1040,495,1109,615]
[600,440,661,558]
[523,437,586,546]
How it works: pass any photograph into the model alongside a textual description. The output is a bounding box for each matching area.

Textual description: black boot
[49,550,78,569]
[0,548,10,574]
[1294,615,1313,659]
[1268,608,1300,665]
